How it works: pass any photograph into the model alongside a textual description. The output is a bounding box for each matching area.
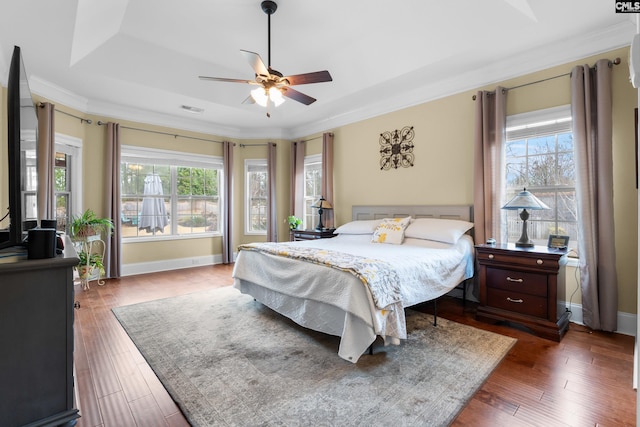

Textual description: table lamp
[312,197,333,231]
[501,188,549,247]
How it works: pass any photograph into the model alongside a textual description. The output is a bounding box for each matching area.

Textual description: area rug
[113,286,516,426]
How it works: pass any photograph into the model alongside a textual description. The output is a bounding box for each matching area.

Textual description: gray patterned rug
[113,286,515,427]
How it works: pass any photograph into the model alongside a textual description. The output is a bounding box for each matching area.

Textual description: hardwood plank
[98,391,136,427]
[110,351,152,403]
[75,368,103,427]
[129,394,170,427]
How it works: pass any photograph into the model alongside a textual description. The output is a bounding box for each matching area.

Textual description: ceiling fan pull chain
[266,92,271,118]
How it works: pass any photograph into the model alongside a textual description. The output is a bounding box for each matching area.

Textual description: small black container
[27,228,57,259]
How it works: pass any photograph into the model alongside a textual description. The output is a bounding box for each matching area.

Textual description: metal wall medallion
[379,126,415,170]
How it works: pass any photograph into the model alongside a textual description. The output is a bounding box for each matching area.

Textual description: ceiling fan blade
[284,70,332,86]
[199,76,254,84]
[240,50,269,77]
[280,87,316,105]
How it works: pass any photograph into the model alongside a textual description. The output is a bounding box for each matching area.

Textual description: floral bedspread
[237,242,401,310]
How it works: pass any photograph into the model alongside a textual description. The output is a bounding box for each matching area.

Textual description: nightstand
[291,229,337,241]
[475,243,569,341]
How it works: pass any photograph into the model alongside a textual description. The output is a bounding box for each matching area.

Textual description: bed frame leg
[433,298,437,326]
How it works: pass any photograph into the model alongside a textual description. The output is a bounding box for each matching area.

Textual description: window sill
[122,233,220,244]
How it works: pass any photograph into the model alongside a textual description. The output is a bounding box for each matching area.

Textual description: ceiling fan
[199,0,333,117]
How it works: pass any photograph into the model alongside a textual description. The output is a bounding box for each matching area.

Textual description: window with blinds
[504,105,577,250]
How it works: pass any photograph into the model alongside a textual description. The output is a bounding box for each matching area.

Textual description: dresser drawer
[487,287,548,318]
[486,267,547,297]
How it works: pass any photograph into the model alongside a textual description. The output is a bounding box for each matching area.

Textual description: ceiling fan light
[269,87,285,106]
[251,87,269,107]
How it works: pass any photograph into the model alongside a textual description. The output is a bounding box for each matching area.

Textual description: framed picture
[547,234,569,249]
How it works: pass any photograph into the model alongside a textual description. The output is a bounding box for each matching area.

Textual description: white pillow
[371,216,412,244]
[404,218,474,244]
[334,219,383,234]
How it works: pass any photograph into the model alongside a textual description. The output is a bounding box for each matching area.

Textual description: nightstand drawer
[487,287,547,318]
[486,267,547,297]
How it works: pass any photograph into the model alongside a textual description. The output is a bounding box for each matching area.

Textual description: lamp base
[514,209,534,247]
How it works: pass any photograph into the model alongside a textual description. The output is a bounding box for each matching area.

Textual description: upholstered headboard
[351,205,473,222]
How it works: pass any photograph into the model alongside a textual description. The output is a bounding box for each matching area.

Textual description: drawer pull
[506,277,523,283]
[537,259,543,265]
[488,254,494,259]
[506,297,524,303]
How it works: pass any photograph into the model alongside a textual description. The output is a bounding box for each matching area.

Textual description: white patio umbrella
[138,174,169,233]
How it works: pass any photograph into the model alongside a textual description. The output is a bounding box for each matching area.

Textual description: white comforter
[232,234,474,362]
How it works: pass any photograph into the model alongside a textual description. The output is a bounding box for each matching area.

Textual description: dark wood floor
[73,264,636,426]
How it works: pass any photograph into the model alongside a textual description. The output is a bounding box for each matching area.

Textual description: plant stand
[74,234,106,290]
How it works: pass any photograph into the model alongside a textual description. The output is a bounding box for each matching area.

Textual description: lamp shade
[312,197,333,210]
[502,189,550,210]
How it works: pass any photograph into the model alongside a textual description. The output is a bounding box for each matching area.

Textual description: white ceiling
[0,0,635,140]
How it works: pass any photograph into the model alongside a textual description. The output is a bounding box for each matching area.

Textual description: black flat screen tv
[0,46,38,249]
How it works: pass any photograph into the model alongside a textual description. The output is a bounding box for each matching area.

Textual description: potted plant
[76,250,105,279]
[287,215,302,230]
[70,209,114,239]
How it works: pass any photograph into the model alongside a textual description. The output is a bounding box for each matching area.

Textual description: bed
[232,205,475,363]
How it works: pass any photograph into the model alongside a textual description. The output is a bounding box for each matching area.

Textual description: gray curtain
[290,140,305,219]
[473,87,507,244]
[104,122,121,278]
[570,60,617,331]
[321,133,334,229]
[36,102,55,222]
[222,141,234,263]
[267,142,278,241]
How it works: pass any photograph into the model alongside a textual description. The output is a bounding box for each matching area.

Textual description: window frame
[120,145,223,242]
[504,105,577,252]
[20,131,82,232]
[244,158,268,235]
[303,154,322,230]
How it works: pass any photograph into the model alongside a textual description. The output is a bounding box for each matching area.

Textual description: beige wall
[0,47,636,315]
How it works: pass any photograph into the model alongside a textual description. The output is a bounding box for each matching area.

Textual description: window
[120,146,223,239]
[504,106,577,250]
[55,135,83,233]
[21,133,82,233]
[303,154,322,230]
[245,159,268,234]
[54,152,71,231]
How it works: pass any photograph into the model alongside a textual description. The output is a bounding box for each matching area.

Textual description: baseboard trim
[122,254,223,276]
[561,301,636,337]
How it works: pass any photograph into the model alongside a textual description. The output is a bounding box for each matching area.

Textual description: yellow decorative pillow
[371,216,412,244]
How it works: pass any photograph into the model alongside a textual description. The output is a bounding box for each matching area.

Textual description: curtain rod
[471,57,621,100]
[239,143,269,147]
[297,133,331,143]
[39,103,93,124]
[96,120,226,144]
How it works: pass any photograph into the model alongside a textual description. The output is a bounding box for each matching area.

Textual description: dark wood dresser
[0,237,80,426]
[475,243,569,341]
